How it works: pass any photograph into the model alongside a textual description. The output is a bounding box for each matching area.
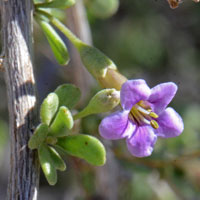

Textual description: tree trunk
[1,0,40,199]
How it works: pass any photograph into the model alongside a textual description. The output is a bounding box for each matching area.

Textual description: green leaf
[56,134,106,166]
[39,20,69,65]
[54,84,81,109]
[28,123,49,150]
[74,89,120,119]
[50,106,74,137]
[48,146,66,171]
[40,93,59,125]
[38,144,57,185]
[35,0,76,9]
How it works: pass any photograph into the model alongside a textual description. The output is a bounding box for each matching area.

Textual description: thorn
[0,54,5,72]
[19,145,27,153]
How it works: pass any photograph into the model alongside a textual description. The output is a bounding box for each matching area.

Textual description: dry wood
[1,0,40,199]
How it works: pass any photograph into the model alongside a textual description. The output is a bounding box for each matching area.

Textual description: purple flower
[99,79,184,157]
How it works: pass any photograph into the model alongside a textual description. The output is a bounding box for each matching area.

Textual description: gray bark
[1,0,40,199]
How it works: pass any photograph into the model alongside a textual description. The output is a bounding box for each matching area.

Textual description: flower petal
[99,110,135,140]
[121,79,151,110]
[126,125,157,157]
[149,82,177,114]
[156,107,184,138]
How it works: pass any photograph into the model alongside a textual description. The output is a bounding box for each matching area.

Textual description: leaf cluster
[29,84,106,185]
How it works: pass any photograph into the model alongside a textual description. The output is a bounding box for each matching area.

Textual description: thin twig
[114,148,200,169]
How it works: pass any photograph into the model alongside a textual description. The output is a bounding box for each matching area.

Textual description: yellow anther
[149,112,159,119]
[150,120,159,129]
[131,106,141,124]
[137,101,151,110]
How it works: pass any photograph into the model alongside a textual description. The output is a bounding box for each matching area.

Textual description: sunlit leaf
[28,123,49,150]
[54,84,81,108]
[50,106,74,137]
[39,20,69,65]
[40,93,59,125]
[56,134,106,166]
[38,144,57,185]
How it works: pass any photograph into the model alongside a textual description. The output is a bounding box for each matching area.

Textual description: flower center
[129,101,159,129]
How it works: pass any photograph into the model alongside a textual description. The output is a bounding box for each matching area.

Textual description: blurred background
[1,0,200,199]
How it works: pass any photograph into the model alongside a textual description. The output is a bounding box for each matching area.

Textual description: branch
[1,0,40,199]
[114,149,200,169]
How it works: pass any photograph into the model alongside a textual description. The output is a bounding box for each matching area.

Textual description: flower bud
[49,18,127,90]
[74,89,120,119]
[77,43,117,79]
[77,43,127,90]
[98,68,127,90]
[86,0,119,19]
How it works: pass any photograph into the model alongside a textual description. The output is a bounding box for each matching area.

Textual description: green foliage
[56,134,106,166]
[38,144,66,185]
[47,146,66,171]
[74,89,120,119]
[28,123,49,150]
[50,106,74,137]
[35,0,76,9]
[28,83,108,184]
[86,0,119,19]
[39,144,57,185]
[54,84,81,109]
[39,20,69,65]
[40,93,59,125]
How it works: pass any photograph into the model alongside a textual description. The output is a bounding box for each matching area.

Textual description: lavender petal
[149,82,177,114]
[121,79,151,110]
[156,107,184,138]
[126,125,157,157]
[99,110,135,140]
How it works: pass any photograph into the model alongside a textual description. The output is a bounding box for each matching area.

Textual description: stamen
[131,107,141,124]
[135,105,150,115]
[143,118,151,125]
[137,100,151,109]
[150,120,159,129]
[149,112,158,119]
[131,106,151,125]
[130,102,159,128]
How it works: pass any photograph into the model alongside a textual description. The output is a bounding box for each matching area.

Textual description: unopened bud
[77,43,117,79]
[74,89,120,119]
[87,0,119,19]
[50,18,127,90]
[78,43,127,90]
[98,68,127,90]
